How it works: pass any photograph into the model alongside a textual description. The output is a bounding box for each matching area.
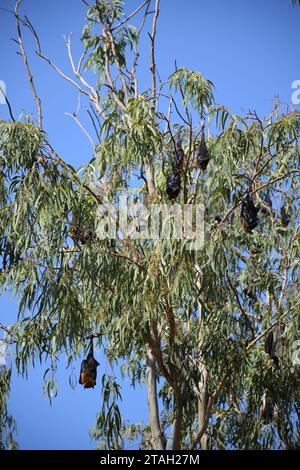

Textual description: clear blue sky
[0,0,299,450]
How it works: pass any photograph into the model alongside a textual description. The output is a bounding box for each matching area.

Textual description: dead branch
[15,0,42,128]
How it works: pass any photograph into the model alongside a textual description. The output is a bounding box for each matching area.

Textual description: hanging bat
[196,129,210,171]
[166,171,181,200]
[70,214,94,246]
[260,191,272,215]
[172,140,185,172]
[240,194,259,233]
[280,206,290,227]
[264,324,284,368]
[260,326,284,423]
[243,286,257,302]
[79,225,94,245]
[264,330,279,367]
[79,338,100,389]
[260,392,274,424]
[260,337,276,423]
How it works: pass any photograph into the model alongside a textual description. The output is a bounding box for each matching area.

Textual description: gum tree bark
[197,300,209,450]
[145,342,165,449]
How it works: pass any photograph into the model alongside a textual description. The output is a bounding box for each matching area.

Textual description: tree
[0,0,300,450]
[0,360,18,449]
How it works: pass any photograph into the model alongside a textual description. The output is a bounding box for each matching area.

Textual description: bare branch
[226,273,256,341]
[149,0,160,111]
[65,95,96,149]
[131,0,151,97]
[103,25,129,105]
[36,50,90,97]
[64,35,100,100]
[65,111,95,150]
[0,83,16,121]
[15,0,42,128]
[111,0,151,31]
[104,53,126,111]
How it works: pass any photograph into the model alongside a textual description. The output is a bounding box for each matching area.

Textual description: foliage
[0,0,300,450]
[0,366,18,449]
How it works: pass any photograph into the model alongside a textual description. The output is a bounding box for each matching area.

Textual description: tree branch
[145,341,165,449]
[15,0,42,128]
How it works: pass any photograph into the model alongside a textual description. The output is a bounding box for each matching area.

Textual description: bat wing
[265,331,274,356]
[87,355,100,369]
[79,360,88,384]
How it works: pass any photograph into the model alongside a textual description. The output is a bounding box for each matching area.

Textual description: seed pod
[196,129,210,171]
[166,171,181,200]
[280,206,290,227]
[240,194,259,233]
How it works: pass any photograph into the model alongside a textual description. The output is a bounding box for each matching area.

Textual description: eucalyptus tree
[0,0,300,450]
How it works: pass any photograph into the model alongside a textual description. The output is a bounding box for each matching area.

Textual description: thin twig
[0,83,16,121]
[149,0,160,111]
[111,0,150,31]
[226,273,256,341]
[65,95,95,150]
[15,0,42,128]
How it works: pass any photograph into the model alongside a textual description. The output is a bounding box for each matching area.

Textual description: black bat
[70,214,94,246]
[260,191,272,215]
[79,225,94,245]
[79,339,100,389]
[265,330,279,368]
[240,194,259,233]
[260,393,274,424]
[280,206,290,227]
[196,129,210,171]
[172,140,185,172]
[166,171,181,200]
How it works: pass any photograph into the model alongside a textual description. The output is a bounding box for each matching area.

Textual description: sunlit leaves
[1,0,300,451]
[90,375,122,449]
[169,68,214,113]
[0,121,42,173]
[0,366,18,449]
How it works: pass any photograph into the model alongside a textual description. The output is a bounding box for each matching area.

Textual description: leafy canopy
[0,0,300,450]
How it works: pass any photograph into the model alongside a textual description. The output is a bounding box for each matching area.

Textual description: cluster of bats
[166,130,290,234]
[166,128,210,200]
[68,131,290,248]
[240,192,290,233]
[74,131,289,394]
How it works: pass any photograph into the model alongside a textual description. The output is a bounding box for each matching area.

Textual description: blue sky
[0,0,299,449]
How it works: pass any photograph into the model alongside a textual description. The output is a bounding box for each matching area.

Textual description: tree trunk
[145,164,156,198]
[145,342,165,450]
[198,359,208,450]
[172,386,183,450]
[197,300,209,450]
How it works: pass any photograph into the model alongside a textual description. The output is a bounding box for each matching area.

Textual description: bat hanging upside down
[79,338,100,389]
